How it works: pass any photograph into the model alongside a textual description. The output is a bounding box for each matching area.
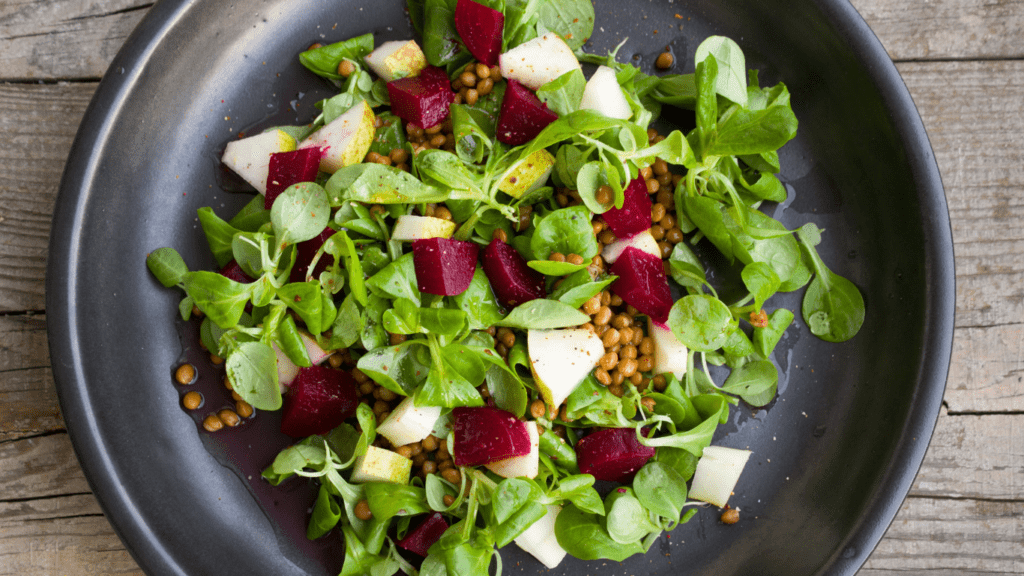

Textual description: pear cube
[299,100,376,173]
[377,396,442,447]
[364,40,427,82]
[528,328,604,408]
[580,65,632,120]
[499,33,581,91]
[689,446,752,507]
[221,129,297,194]
[514,505,568,569]
[498,149,555,198]
[485,421,540,479]
[350,445,413,484]
[648,318,689,378]
[391,215,457,242]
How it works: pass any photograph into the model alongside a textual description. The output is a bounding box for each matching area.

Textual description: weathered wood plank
[895,60,1024,331]
[862,496,1024,575]
[0,494,143,576]
[852,0,1024,62]
[0,0,149,81]
[0,368,62,442]
[947,323,1024,413]
[0,433,90,500]
[0,82,94,313]
[0,313,48,370]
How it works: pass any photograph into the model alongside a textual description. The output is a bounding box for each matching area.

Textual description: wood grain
[852,0,1024,62]
[0,0,150,80]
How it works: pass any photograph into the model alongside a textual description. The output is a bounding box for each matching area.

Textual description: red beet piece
[412,237,479,296]
[219,260,255,283]
[289,227,335,284]
[495,80,559,145]
[452,406,531,466]
[576,427,655,483]
[609,247,673,324]
[397,512,450,557]
[480,238,546,307]
[454,0,504,66]
[280,365,359,438]
[265,147,322,209]
[602,176,652,238]
[387,66,456,129]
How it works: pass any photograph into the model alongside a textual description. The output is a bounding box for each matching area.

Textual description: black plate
[48,0,954,574]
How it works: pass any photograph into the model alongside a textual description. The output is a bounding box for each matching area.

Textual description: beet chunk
[576,427,655,482]
[289,227,335,284]
[602,176,652,238]
[412,237,479,296]
[219,260,254,283]
[452,406,531,466]
[387,66,456,129]
[480,238,546,307]
[397,512,450,557]
[454,0,504,66]
[609,247,673,324]
[495,80,559,145]
[280,365,359,438]
[265,147,322,209]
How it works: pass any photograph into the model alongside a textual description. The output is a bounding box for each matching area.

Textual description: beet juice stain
[173,316,345,574]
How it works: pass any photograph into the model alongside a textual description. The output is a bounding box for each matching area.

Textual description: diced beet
[219,260,255,283]
[495,80,559,145]
[609,247,673,324]
[454,0,504,66]
[397,512,450,557]
[387,66,456,129]
[265,147,322,209]
[452,406,531,466]
[289,227,335,284]
[280,365,359,438]
[412,237,478,296]
[602,176,652,238]
[576,427,655,483]
[480,238,546,308]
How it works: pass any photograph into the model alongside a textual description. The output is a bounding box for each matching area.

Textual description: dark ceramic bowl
[48,0,954,574]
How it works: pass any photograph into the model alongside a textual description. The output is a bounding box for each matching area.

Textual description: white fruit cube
[486,421,540,479]
[514,505,568,569]
[649,318,689,379]
[528,329,604,408]
[221,129,297,194]
[376,396,442,447]
[499,33,581,91]
[349,445,413,484]
[498,149,555,199]
[580,66,632,120]
[364,40,428,82]
[602,230,660,264]
[300,99,376,173]
[391,215,457,242]
[688,446,752,507]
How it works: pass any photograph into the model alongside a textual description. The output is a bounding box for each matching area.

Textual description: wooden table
[1,1,1021,574]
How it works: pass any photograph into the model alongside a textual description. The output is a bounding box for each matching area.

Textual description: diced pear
[648,318,688,379]
[364,40,427,82]
[391,215,457,242]
[221,129,297,194]
[528,329,604,408]
[300,100,375,173]
[499,33,581,91]
[377,396,443,447]
[497,149,555,199]
[580,65,632,120]
[689,446,752,507]
[602,230,660,264]
[486,421,540,479]
[350,445,413,484]
[514,505,568,569]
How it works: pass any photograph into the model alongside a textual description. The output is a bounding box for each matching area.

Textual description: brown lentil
[599,351,618,371]
[413,453,428,466]
[666,227,685,244]
[595,367,612,386]
[359,381,376,396]
[441,468,461,485]
[516,205,532,231]
[355,499,373,521]
[658,241,673,259]
[373,400,390,415]
[647,128,659,143]
[549,252,566,263]
[602,328,621,347]
[637,355,655,373]
[629,372,644,386]
[182,391,202,410]
[352,368,369,383]
[610,294,624,306]
[657,172,673,188]
[653,158,669,176]
[390,148,409,164]
[218,409,241,427]
[631,327,644,346]
[203,414,224,432]
[620,345,638,360]
[459,71,477,86]
[611,369,626,386]
[434,206,453,221]
[377,387,398,402]
[652,374,668,391]
[595,185,614,205]
[231,390,243,402]
[656,51,674,69]
[598,229,617,245]
[438,459,454,472]
[477,77,494,95]
[437,440,450,460]
[443,494,456,506]
[493,228,508,243]
[618,326,634,345]
[659,214,676,230]
[612,314,632,330]
[646,178,660,194]
[608,384,625,397]
[651,203,667,222]
[422,435,438,452]
[389,332,407,345]
[591,221,605,236]
[641,396,657,412]
[175,363,196,385]
[594,306,613,326]
[600,290,612,306]
[650,225,666,241]
[328,353,344,369]
[396,445,414,458]
[567,253,585,265]
[236,400,254,418]
[721,508,740,524]
[639,337,655,356]
[657,189,674,207]
[422,460,438,475]
[498,328,516,348]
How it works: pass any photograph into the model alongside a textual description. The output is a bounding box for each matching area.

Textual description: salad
[146,0,866,573]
